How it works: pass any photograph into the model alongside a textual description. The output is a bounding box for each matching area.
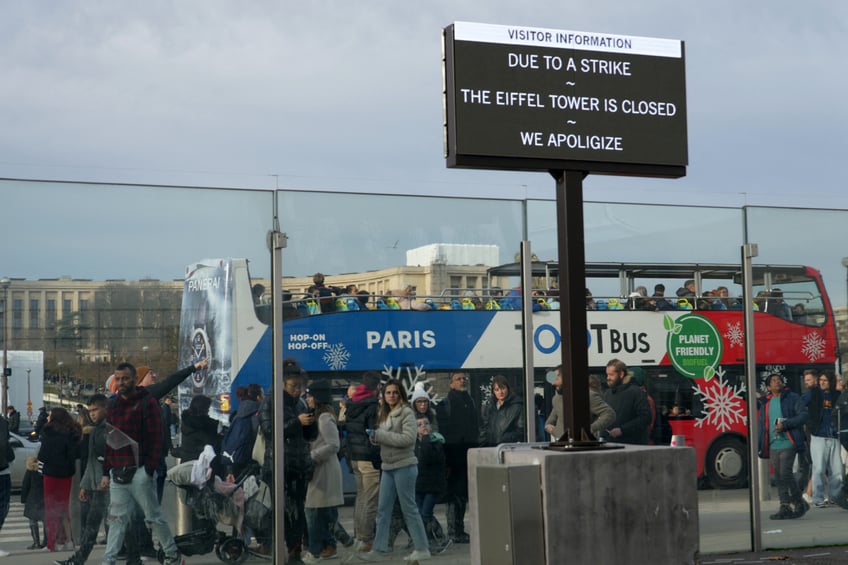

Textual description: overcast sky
[2,2,848,207]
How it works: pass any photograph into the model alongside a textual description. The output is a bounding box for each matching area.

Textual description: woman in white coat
[303,380,344,563]
[359,379,431,562]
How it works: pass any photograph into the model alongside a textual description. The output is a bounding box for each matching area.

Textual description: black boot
[426,517,451,554]
[770,503,795,520]
[447,499,469,543]
[27,521,40,550]
[387,501,408,550]
[446,500,458,538]
[793,497,810,518]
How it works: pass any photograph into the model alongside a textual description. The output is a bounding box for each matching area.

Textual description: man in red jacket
[99,363,182,565]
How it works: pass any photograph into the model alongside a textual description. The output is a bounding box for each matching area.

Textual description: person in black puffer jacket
[179,395,220,462]
[258,358,316,563]
[480,375,525,447]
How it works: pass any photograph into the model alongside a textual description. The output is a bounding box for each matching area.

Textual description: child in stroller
[166,452,271,564]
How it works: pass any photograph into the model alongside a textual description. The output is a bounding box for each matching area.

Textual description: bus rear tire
[706,436,748,489]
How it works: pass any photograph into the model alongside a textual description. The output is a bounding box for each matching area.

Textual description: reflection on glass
[7,177,848,555]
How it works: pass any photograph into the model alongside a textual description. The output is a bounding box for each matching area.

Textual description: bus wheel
[706,436,748,489]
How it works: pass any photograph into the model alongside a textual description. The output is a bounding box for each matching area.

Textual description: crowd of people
[0,358,209,564]
[0,354,664,564]
[272,356,666,563]
[277,271,813,323]
[5,348,844,563]
[757,369,848,521]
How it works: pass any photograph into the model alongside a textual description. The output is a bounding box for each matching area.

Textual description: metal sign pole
[742,243,761,552]
[520,241,536,442]
[270,190,288,562]
[553,170,590,440]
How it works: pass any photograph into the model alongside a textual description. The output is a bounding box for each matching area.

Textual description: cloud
[2,1,848,208]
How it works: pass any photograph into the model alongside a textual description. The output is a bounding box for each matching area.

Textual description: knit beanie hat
[307,380,332,405]
[411,388,430,405]
[136,365,151,385]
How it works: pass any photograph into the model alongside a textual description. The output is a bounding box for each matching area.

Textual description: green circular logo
[664,313,723,380]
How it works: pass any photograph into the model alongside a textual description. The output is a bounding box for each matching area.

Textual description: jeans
[74,489,109,563]
[416,493,438,523]
[795,449,812,493]
[773,447,801,505]
[810,435,843,503]
[305,506,338,556]
[101,468,178,565]
[352,459,380,543]
[373,464,428,553]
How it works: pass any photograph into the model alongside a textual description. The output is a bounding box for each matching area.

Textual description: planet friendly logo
[664,313,723,380]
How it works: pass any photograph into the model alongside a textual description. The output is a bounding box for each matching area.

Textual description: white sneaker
[302,553,321,564]
[404,549,431,561]
[803,493,813,504]
[0,549,9,558]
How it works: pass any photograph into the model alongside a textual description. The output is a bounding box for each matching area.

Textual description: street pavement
[2,485,848,564]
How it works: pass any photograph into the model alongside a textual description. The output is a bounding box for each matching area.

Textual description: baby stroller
[165,455,272,564]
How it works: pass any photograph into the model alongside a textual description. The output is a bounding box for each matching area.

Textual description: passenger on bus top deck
[586,288,596,310]
[397,286,432,311]
[676,287,695,310]
[792,303,809,325]
[628,286,653,311]
[715,286,734,309]
[252,283,266,305]
[766,289,792,321]
[754,290,769,312]
[698,290,717,311]
[652,284,675,311]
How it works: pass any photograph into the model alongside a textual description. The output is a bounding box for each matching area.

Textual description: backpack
[221,412,257,467]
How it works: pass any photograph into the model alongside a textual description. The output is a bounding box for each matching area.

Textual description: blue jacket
[757,388,807,459]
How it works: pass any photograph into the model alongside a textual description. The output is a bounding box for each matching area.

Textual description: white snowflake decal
[801,332,826,362]
[322,343,351,370]
[693,369,747,433]
[380,365,441,404]
[723,321,744,348]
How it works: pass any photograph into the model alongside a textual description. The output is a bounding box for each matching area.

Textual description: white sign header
[453,21,682,59]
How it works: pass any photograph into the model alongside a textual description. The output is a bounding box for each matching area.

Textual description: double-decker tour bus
[178,258,839,489]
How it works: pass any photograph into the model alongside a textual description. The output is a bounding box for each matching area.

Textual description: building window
[63,299,72,316]
[30,299,39,329]
[13,299,22,337]
[450,276,463,290]
[47,299,57,326]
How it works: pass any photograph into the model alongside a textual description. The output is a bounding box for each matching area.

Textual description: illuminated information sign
[443,22,688,177]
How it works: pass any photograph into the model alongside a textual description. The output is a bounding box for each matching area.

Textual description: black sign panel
[443,22,688,177]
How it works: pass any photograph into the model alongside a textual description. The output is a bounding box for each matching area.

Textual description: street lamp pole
[57,361,64,407]
[840,257,848,374]
[26,368,32,423]
[1,277,11,415]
